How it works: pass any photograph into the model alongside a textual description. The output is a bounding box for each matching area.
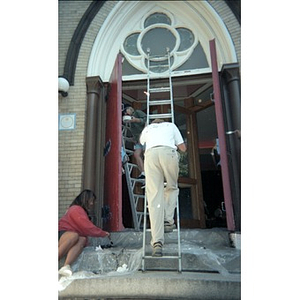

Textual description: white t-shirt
[140,122,184,152]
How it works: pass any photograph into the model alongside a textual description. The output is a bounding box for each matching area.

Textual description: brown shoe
[152,242,163,257]
[164,221,176,233]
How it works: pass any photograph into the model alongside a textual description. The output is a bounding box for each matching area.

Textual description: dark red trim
[104,54,124,231]
[209,39,235,231]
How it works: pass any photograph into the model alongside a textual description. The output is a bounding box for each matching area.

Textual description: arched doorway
[86,1,239,230]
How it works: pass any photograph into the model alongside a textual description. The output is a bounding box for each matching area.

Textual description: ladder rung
[124,149,134,154]
[123,136,134,141]
[143,228,178,232]
[149,113,173,119]
[133,193,145,198]
[137,212,148,217]
[148,55,168,61]
[127,163,138,168]
[131,177,145,182]
[149,65,169,69]
[149,100,172,106]
[144,256,181,259]
[149,87,170,93]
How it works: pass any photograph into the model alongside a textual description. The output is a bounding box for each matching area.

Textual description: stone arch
[61,0,106,85]
[87,1,238,82]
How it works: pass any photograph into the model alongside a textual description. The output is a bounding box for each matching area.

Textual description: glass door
[175,106,206,228]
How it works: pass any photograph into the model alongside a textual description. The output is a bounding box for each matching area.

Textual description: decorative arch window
[121,12,209,77]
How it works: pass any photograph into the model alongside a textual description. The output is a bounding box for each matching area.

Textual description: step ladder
[122,124,146,231]
[142,48,182,273]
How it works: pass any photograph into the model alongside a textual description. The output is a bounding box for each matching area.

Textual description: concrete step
[69,244,240,274]
[58,229,241,299]
[58,271,241,300]
[89,228,233,249]
[71,229,240,273]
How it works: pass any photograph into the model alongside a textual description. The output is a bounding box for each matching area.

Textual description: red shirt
[59,205,107,238]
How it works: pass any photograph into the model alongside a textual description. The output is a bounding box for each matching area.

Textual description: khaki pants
[144,146,179,246]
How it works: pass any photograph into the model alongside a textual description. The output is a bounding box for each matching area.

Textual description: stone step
[90,228,233,249]
[59,271,241,300]
[58,229,241,299]
[70,243,240,275]
[69,229,240,275]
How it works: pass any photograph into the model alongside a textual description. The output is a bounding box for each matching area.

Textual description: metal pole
[146,48,150,125]
[221,65,241,231]
[176,195,182,273]
[209,39,235,231]
[142,193,147,272]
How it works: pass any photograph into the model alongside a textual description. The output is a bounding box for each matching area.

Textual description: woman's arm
[69,206,109,237]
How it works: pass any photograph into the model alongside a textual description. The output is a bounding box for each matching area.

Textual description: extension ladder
[146,47,175,125]
[141,48,182,272]
[122,124,146,231]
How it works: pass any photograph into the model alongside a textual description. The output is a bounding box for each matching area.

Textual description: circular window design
[141,27,176,56]
[124,33,140,56]
[144,13,171,27]
[177,28,194,52]
[121,12,206,76]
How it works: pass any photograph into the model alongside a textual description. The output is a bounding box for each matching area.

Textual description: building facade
[58,0,241,232]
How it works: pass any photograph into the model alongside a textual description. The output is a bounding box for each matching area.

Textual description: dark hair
[70,189,96,214]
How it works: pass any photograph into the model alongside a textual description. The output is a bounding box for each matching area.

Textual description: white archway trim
[87,1,237,82]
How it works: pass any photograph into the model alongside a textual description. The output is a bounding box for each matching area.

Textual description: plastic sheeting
[58,229,240,291]
[58,247,143,291]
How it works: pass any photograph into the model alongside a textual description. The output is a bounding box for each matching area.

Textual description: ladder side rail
[142,192,148,272]
[168,46,180,271]
[122,124,135,141]
[167,48,174,123]
[146,49,151,125]
[176,193,182,273]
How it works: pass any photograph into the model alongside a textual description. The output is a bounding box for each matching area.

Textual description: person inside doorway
[140,119,187,257]
[123,104,147,179]
[58,189,110,277]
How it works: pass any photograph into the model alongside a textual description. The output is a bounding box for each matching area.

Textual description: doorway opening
[197,104,226,228]
[121,72,226,229]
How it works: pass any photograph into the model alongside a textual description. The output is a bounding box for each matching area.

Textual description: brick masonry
[58,0,240,219]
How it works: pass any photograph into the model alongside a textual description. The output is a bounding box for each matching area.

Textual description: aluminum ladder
[122,124,146,231]
[146,47,175,125]
[142,48,182,273]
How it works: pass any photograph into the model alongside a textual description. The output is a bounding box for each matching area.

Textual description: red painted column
[209,39,235,231]
[104,54,124,231]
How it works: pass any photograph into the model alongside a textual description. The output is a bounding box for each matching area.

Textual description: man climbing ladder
[139,48,186,272]
[140,119,186,257]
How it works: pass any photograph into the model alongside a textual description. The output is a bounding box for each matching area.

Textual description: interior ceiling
[122,73,218,150]
[122,74,212,103]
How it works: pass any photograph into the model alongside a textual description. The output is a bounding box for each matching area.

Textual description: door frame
[175,103,206,228]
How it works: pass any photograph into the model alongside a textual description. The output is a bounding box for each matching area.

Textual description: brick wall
[58,1,117,218]
[58,1,90,217]
[58,0,240,219]
[208,0,241,64]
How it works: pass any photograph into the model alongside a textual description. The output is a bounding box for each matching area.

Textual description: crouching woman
[58,189,110,276]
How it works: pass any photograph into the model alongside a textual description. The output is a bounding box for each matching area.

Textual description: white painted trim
[87,1,237,82]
